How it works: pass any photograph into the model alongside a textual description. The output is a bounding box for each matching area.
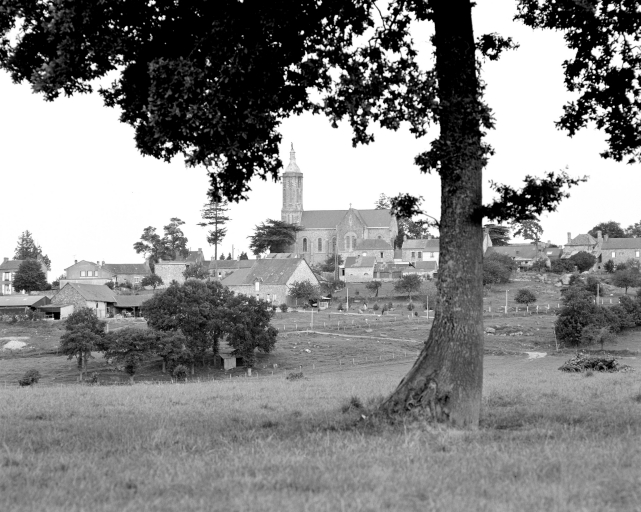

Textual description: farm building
[341,256,376,282]
[51,283,116,318]
[155,249,206,287]
[0,295,51,315]
[209,258,255,280]
[38,304,75,320]
[114,294,150,317]
[220,258,319,307]
[216,350,244,371]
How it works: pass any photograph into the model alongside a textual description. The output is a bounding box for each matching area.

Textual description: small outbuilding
[38,304,75,320]
[0,295,51,316]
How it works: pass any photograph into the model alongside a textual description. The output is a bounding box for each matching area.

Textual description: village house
[354,239,394,261]
[0,258,49,295]
[155,249,206,287]
[563,232,600,258]
[220,258,319,307]
[486,244,547,270]
[50,282,116,319]
[341,256,377,283]
[61,260,151,287]
[599,236,641,267]
[403,260,438,279]
[401,239,440,264]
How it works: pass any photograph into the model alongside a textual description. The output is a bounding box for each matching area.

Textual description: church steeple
[281,143,303,225]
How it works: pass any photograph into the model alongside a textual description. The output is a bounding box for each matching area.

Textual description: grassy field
[2,356,641,511]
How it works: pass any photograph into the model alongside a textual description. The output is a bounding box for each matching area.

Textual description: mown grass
[2,357,641,512]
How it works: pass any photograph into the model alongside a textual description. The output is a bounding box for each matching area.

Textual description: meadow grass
[2,357,641,512]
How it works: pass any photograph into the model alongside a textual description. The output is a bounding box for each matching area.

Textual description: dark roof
[209,259,255,269]
[601,238,641,250]
[115,295,150,308]
[59,283,116,303]
[265,253,297,259]
[0,295,50,307]
[300,209,393,229]
[343,257,357,268]
[487,245,539,259]
[402,239,440,251]
[0,259,23,271]
[102,263,150,275]
[566,234,597,246]
[348,257,377,268]
[355,239,393,251]
[221,259,314,286]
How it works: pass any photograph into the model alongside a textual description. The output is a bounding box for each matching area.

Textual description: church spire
[290,143,296,164]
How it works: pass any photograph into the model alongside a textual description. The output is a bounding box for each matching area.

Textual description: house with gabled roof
[51,282,116,318]
[0,295,51,314]
[563,232,600,258]
[401,239,440,264]
[1,258,49,295]
[221,258,319,306]
[341,256,377,283]
[486,244,545,270]
[208,258,255,281]
[279,145,398,265]
[599,237,641,267]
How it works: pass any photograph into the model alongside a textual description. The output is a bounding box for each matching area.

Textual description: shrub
[271,305,277,312]
[569,251,597,272]
[387,302,394,310]
[555,287,600,346]
[337,302,344,311]
[483,259,511,286]
[514,289,536,306]
[286,371,304,380]
[173,364,188,382]
[581,325,615,351]
[279,303,288,312]
[372,303,379,311]
[18,369,41,387]
[604,260,615,273]
[551,259,575,274]
[302,303,310,310]
[407,302,415,311]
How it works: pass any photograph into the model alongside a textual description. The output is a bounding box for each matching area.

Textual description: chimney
[605,234,609,242]
[74,259,77,264]
[597,230,603,242]
[3,257,7,263]
[567,232,571,244]
[97,261,100,265]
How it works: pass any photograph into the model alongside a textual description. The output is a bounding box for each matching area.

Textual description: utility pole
[505,289,508,314]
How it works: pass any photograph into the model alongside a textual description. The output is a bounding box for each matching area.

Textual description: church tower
[281,144,303,225]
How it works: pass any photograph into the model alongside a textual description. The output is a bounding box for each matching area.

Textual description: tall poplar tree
[199,200,230,279]
[14,230,51,270]
[2,1,639,426]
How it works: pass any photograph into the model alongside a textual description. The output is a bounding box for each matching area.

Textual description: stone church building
[281,145,398,265]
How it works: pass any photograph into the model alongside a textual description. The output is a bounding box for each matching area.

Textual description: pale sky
[1,0,638,280]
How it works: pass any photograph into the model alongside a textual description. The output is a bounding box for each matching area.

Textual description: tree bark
[381,0,484,427]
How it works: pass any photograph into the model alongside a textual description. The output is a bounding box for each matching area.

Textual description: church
[281,145,398,265]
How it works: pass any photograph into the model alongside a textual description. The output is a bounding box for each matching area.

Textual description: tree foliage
[318,254,344,273]
[604,260,615,273]
[483,259,511,286]
[199,200,230,262]
[569,251,596,272]
[288,280,320,303]
[141,274,163,290]
[587,221,626,239]
[183,262,210,280]
[59,307,107,381]
[104,328,156,383]
[514,289,536,306]
[12,259,47,293]
[551,259,575,274]
[4,0,639,425]
[133,218,189,268]
[394,274,422,301]
[365,280,383,297]
[612,268,640,294]
[14,230,51,270]
[248,219,302,255]
[483,224,511,246]
[512,218,543,246]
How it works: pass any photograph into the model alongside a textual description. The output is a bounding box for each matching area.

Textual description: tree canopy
[199,200,230,262]
[248,219,302,255]
[133,217,190,268]
[3,0,640,426]
[14,230,51,270]
[12,259,47,293]
[588,221,626,239]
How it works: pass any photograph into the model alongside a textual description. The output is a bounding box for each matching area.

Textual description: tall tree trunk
[78,352,84,382]
[381,0,484,427]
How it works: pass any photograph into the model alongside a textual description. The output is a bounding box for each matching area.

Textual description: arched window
[302,238,308,252]
[318,238,323,252]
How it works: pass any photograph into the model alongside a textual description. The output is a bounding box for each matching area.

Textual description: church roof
[301,209,393,229]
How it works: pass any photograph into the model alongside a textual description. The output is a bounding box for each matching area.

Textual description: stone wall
[601,249,641,266]
[155,262,187,287]
[50,285,108,317]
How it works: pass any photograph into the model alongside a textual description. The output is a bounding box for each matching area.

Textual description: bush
[569,251,597,272]
[407,302,415,311]
[483,259,511,286]
[337,302,344,311]
[387,302,394,310]
[486,252,517,272]
[551,259,575,274]
[173,364,188,382]
[514,289,536,306]
[555,286,599,346]
[604,260,615,273]
[286,371,304,381]
[279,303,288,312]
[18,369,41,387]
[372,303,379,311]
